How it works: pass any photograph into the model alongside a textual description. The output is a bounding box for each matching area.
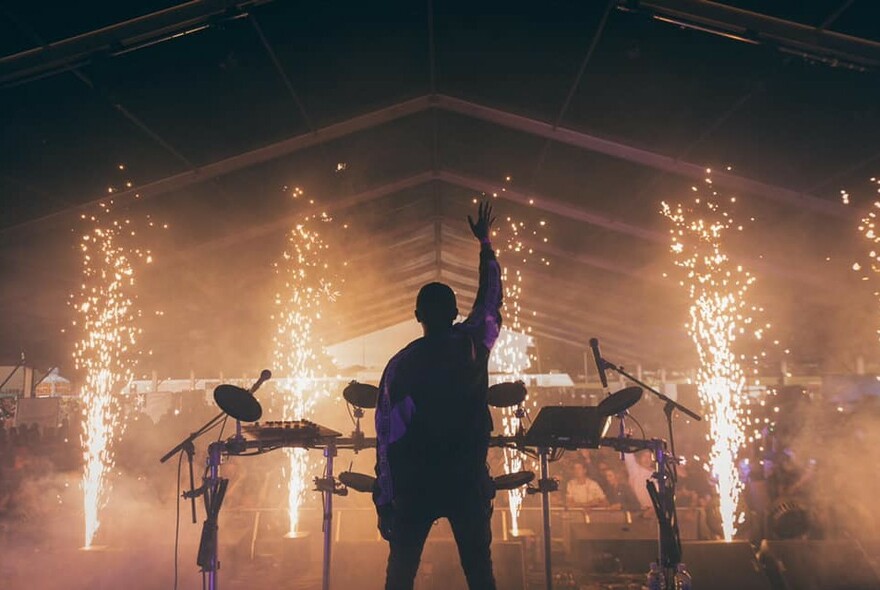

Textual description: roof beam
[152,172,434,267]
[435,170,663,242]
[2,10,196,171]
[620,0,880,69]
[0,97,434,237]
[3,87,849,238]
[436,276,651,346]
[330,280,666,360]
[248,12,315,131]
[435,177,836,290]
[530,0,616,181]
[818,0,856,31]
[438,264,662,336]
[434,94,848,217]
[438,218,665,283]
[426,0,437,94]
[0,0,278,86]
[329,308,413,342]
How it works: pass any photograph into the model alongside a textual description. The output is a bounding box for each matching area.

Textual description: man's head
[572,462,587,479]
[603,468,618,486]
[415,282,458,332]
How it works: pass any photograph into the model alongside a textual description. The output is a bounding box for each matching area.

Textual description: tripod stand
[598,354,702,586]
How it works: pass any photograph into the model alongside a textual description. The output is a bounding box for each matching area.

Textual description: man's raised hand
[468,200,496,242]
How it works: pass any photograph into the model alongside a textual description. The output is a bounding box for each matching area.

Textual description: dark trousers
[384,500,496,590]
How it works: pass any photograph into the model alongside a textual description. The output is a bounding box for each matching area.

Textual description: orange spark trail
[489,196,548,536]
[661,179,754,541]
[271,190,340,535]
[72,203,153,547]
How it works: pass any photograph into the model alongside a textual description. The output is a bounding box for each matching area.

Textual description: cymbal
[493,470,535,491]
[339,471,376,493]
[214,384,263,422]
[343,381,379,409]
[597,386,642,417]
[487,380,527,408]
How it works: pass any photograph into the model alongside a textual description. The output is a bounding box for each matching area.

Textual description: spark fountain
[72,202,154,548]
[489,199,548,536]
[661,176,755,541]
[272,190,340,536]
[851,177,880,340]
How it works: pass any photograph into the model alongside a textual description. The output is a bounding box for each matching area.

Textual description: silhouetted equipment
[487,380,528,408]
[243,419,342,446]
[339,471,376,493]
[597,386,643,417]
[768,498,811,539]
[523,406,611,449]
[492,470,535,490]
[340,468,537,494]
[759,539,880,590]
[342,381,379,409]
[213,384,263,422]
[589,337,609,388]
[175,377,693,590]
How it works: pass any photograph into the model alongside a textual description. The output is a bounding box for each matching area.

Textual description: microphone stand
[600,358,701,459]
[159,411,227,524]
[159,370,268,590]
[599,357,701,588]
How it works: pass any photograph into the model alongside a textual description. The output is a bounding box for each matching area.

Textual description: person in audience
[676,461,713,508]
[602,467,641,511]
[565,461,609,508]
[624,450,655,510]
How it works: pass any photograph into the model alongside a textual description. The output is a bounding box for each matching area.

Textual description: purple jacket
[374,244,502,509]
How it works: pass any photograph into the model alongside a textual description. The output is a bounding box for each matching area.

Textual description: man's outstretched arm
[461,201,503,351]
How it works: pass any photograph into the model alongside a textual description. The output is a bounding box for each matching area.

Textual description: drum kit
[160,352,700,590]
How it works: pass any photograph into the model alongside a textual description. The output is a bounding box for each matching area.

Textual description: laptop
[523,406,611,449]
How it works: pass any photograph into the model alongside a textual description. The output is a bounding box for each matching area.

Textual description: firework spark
[490,204,546,536]
[272,192,339,535]
[72,203,153,547]
[851,178,880,338]
[661,179,754,541]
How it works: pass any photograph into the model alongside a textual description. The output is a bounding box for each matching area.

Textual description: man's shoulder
[384,337,425,369]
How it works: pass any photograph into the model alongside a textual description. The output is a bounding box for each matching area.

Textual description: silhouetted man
[374,201,501,590]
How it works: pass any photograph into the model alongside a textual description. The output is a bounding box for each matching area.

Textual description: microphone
[248,369,272,394]
[589,338,608,389]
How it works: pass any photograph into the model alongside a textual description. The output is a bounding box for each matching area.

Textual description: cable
[628,413,647,440]
[216,415,228,442]
[344,401,356,427]
[174,451,183,590]
[168,416,228,590]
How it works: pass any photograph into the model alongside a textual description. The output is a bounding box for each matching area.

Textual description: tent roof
[1,0,879,375]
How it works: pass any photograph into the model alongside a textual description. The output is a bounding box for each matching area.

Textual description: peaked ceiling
[1,0,878,376]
